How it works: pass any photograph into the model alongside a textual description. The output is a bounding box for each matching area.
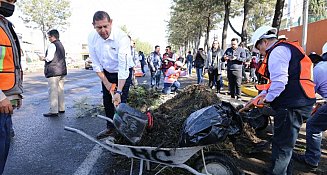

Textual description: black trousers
[208,68,222,93]
[227,69,242,98]
[102,68,133,128]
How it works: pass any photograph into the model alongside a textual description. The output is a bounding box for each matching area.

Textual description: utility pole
[302,0,309,52]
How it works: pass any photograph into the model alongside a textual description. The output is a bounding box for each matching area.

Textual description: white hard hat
[322,42,327,54]
[175,61,183,67]
[251,26,277,47]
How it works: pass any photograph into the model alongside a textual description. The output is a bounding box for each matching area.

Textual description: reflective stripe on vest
[0,26,15,91]
[255,41,315,99]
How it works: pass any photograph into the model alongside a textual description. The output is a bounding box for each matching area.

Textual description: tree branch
[228,19,242,37]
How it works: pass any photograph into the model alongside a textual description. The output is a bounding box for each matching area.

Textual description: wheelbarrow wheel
[194,152,240,175]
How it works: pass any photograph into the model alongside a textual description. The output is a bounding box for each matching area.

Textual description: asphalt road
[4,69,117,175]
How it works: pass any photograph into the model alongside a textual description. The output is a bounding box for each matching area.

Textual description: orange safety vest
[164,67,180,84]
[255,41,315,99]
[0,17,23,96]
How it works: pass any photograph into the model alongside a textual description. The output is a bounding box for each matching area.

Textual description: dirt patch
[117,84,222,148]
[108,85,272,174]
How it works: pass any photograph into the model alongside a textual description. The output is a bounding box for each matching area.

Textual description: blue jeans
[196,68,203,84]
[270,105,312,175]
[162,81,180,94]
[0,113,12,174]
[305,104,327,166]
[150,70,161,88]
[187,62,192,75]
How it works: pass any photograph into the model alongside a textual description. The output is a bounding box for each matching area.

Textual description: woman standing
[206,41,224,93]
[194,48,206,84]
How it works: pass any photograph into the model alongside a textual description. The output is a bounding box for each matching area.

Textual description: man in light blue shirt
[88,11,134,139]
[250,26,315,174]
[293,51,327,171]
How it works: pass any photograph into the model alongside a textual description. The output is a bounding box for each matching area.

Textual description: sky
[9,0,172,55]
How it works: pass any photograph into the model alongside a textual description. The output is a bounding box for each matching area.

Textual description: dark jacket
[194,51,206,68]
[222,47,246,70]
[44,40,67,78]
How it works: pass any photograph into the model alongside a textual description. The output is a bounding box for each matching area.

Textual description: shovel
[238,94,266,113]
[97,84,149,144]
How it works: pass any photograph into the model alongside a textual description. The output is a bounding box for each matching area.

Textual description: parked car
[85,57,93,69]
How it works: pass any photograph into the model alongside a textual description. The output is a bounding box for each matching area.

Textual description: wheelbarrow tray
[64,126,202,165]
[64,126,209,175]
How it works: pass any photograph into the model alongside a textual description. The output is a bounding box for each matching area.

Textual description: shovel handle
[97,114,114,124]
[238,101,254,113]
[238,94,266,113]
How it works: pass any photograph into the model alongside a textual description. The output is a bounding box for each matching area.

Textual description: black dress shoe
[43,113,59,117]
[96,128,115,140]
[59,111,65,113]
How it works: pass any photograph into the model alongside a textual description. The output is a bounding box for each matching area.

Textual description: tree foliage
[134,39,152,56]
[167,0,223,53]
[167,0,291,50]
[309,0,327,22]
[18,0,71,32]
[247,0,275,37]
[17,0,71,51]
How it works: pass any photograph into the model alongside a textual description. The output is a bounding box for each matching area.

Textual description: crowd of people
[1,3,327,175]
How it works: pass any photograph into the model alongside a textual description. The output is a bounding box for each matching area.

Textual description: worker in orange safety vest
[240,26,316,175]
[162,61,186,94]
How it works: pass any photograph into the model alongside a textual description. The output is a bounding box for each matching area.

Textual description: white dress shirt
[88,27,133,79]
[260,44,292,102]
[45,43,56,62]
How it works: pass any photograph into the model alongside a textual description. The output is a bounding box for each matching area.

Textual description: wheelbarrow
[64,117,240,175]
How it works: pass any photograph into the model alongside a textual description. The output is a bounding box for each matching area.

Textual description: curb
[192,69,258,97]
[222,81,258,97]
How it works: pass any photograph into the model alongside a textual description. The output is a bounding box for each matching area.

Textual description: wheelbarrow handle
[97,114,114,124]
[64,126,80,133]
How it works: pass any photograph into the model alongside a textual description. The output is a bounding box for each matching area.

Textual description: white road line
[73,145,103,175]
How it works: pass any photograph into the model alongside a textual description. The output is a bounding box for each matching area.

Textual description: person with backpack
[292,50,327,172]
[148,45,162,89]
[194,48,206,84]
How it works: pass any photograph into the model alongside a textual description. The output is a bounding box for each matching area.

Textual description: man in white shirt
[88,11,134,139]
[39,29,67,117]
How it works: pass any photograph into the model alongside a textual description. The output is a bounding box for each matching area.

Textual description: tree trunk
[241,0,250,46]
[204,14,211,52]
[272,0,285,34]
[195,27,202,50]
[222,0,231,51]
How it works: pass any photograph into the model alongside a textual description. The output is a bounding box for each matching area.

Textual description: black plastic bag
[179,105,233,147]
[113,103,148,144]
